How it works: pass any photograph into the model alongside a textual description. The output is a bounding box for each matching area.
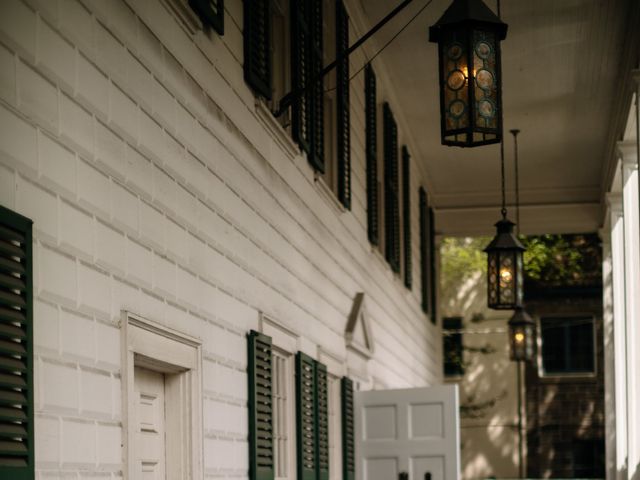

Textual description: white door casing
[134,367,166,479]
[355,385,460,480]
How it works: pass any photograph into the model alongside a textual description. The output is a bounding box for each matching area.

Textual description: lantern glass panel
[472,29,498,144]
[498,251,515,306]
[516,251,524,305]
[442,29,470,143]
[488,251,498,305]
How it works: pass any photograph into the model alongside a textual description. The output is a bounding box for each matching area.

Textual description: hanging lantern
[508,306,535,361]
[484,218,525,309]
[429,0,508,147]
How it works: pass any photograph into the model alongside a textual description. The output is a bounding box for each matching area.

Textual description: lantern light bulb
[514,332,525,344]
[500,268,513,283]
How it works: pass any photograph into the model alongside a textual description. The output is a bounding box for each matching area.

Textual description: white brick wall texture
[0,0,443,477]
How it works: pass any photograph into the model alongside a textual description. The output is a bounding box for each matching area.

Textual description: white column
[608,191,628,480]
[602,223,616,480]
[619,140,640,478]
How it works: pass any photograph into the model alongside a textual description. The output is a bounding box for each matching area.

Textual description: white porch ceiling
[357,0,639,235]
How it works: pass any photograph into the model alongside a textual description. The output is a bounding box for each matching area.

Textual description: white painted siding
[0,0,442,478]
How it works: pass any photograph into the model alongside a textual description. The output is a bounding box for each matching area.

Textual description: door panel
[356,385,459,480]
[134,366,166,480]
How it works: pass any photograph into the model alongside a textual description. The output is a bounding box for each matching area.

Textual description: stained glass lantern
[429,0,508,147]
[508,306,535,361]
[484,218,524,310]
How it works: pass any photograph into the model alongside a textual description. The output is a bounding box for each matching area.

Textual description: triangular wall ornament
[345,292,375,358]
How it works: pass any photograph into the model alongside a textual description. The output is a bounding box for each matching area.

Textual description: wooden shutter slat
[248,330,274,480]
[0,240,24,259]
[0,324,26,341]
[315,362,328,480]
[0,307,26,325]
[0,226,24,244]
[0,273,25,292]
[0,390,27,406]
[0,424,27,439]
[0,257,25,276]
[402,146,412,289]
[341,377,355,480]
[365,64,378,245]
[0,291,26,309]
[0,356,26,373]
[0,340,26,357]
[336,0,351,209]
[0,406,27,422]
[243,0,272,99]
[0,373,26,389]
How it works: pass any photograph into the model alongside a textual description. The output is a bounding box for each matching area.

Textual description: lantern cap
[483,218,526,252]
[429,0,508,43]
[508,306,535,327]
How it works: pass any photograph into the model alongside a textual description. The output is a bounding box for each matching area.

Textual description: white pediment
[345,292,374,358]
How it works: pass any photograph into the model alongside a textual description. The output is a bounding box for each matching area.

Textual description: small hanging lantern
[484,218,525,309]
[429,0,508,147]
[508,306,535,361]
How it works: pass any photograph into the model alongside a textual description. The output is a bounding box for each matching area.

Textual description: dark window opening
[540,316,595,374]
[443,317,464,377]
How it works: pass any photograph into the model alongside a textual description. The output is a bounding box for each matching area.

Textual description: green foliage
[440,237,489,294]
[521,234,601,287]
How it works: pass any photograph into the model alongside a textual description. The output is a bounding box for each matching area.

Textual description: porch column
[607,191,627,480]
[619,140,639,477]
[602,222,616,480]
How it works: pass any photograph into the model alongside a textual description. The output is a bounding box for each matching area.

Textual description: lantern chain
[500,138,507,219]
[511,129,521,234]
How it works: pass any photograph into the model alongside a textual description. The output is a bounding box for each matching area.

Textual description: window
[0,206,33,480]
[327,375,342,480]
[273,348,296,480]
[122,312,203,480]
[189,0,224,34]
[244,0,351,207]
[540,316,595,375]
[443,317,464,377]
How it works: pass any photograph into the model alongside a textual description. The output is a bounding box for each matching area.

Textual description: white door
[355,385,460,480]
[134,366,166,480]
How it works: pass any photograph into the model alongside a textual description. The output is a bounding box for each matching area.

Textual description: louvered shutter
[365,64,378,246]
[0,206,33,480]
[419,188,429,315]
[315,363,328,480]
[296,352,316,480]
[383,103,400,273]
[291,0,312,155]
[341,377,355,480]
[243,0,272,99]
[402,146,412,289]
[308,0,324,173]
[189,0,224,34]
[429,207,437,324]
[336,0,351,209]
[248,330,274,480]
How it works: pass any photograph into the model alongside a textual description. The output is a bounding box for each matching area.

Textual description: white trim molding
[345,292,374,359]
[120,311,203,480]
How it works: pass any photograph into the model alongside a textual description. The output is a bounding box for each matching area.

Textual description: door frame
[120,311,203,480]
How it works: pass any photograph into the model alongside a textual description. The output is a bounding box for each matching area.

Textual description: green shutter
[248,330,274,480]
[341,377,355,480]
[243,0,272,99]
[336,0,351,209]
[365,64,378,246]
[402,146,411,289]
[315,363,328,480]
[189,0,224,34]
[308,0,324,173]
[291,0,312,155]
[383,103,400,273]
[0,205,33,480]
[419,188,428,314]
[429,207,437,324]
[296,352,316,480]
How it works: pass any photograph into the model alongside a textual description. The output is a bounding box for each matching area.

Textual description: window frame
[537,313,598,379]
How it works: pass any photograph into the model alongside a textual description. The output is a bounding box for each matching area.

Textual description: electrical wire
[325,0,435,94]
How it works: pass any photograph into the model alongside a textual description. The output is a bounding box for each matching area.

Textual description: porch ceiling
[358,0,639,235]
